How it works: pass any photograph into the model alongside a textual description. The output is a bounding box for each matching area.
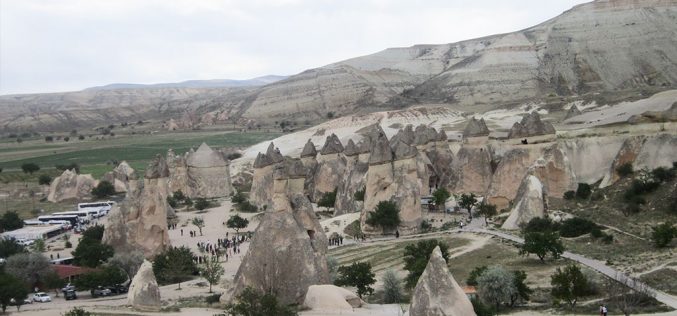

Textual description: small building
[463,286,478,301]
[52,264,95,283]
[1,225,63,241]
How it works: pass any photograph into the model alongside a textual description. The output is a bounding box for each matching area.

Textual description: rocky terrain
[2,0,677,132]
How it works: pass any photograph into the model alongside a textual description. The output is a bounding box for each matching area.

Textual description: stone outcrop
[502,175,547,230]
[449,146,493,195]
[530,144,577,198]
[303,285,364,311]
[560,137,625,184]
[628,102,677,124]
[463,117,490,138]
[300,140,320,198]
[599,136,646,188]
[250,143,285,209]
[47,169,98,202]
[409,246,476,316]
[633,133,677,174]
[564,105,582,120]
[319,133,345,155]
[127,260,161,312]
[102,161,138,194]
[167,144,232,198]
[312,134,346,201]
[335,139,368,216]
[301,139,318,158]
[426,130,455,190]
[487,148,541,209]
[507,112,556,139]
[103,155,171,258]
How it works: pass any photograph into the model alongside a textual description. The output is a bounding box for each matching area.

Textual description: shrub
[354,188,365,201]
[194,198,210,210]
[471,298,495,316]
[381,269,403,304]
[651,167,675,183]
[38,174,52,185]
[334,262,376,298]
[226,152,242,160]
[419,220,432,233]
[91,181,115,198]
[65,241,72,248]
[78,135,85,140]
[231,191,246,204]
[225,287,297,316]
[205,293,221,305]
[403,239,449,289]
[616,163,634,177]
[45,136,54,142]
[63,307,92,316]
[575,183,592,200]
[0,211,24,231]
[563,190,576,200]
[365,200,401,232]
[63,136,70,142]
[523,217,559,234]
[167,196,178,208]
[651,222,676,248]
[317,190,337,210]
[21,163,40,174]
[559,217,599,238]
[172,190,186,201]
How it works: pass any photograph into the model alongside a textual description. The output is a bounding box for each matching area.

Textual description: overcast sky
[0,0,589,95]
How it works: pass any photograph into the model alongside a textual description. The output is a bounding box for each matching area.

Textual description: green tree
[153,246,197,288]
[466,266,488,286]
[63,307,92,316]
[317,190,337,211]
[519,231,564,262]
[0,273,30,313]
[91,181,115,198]
[227,214,249,234]
[224,287,297,316]
[476,202,497,226]
[38,174,52,185]
[403,239,450,289]
[365,200,401,233]
[523,217,559,234]
[477,265,517,311]
[107,251,144,281]
[616,163,634,177]
[334,262,376,299]
[72,226,114,268]
[575,183,592,200]
[510,270,532,307]
[82,225,105,240]
[21,163,40,174]
[651,222,676,248]
[354,188,365,202]
[432,187,450,211]
[0,239,26,258]
[550,265,593,309]
[231,191,247,204]
[0,211,24,232]
[471,297,495,316]
[43,271,66,297]
[32,239,46,252]
[195,198,210,210]
[199,256,224,293]
[167,196,178,208]
[75,266,127,291]
[192,217,205,236]
[459,193,478,215]
[563,190,576,200]
[4,253,52,287]
[381,269,403,304]
[172,190,186,202]
[652,167,675,182]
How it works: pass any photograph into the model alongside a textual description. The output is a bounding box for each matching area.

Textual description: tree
[21,163,40,174]
[381,269,403,304]
[432,187,450,211]
[563,190,576,200]
[231,191,247,204]
[91,180,115,198]
[523,217,559,234]
[616,163,634,177]
[107,251,144,281]
[652,167,675,183]
[38,174,52,185]
[64,136,70,142]
[199,256,225,293]
[172,190,186,202]
[75,266,127,291]
[476,202,497,226]
[0,238,26,258]
[0,211,24,232]
[650,222,676,248]
[153,246,197,288]
[550,265,593,309]
[224,287,297,316]
[605,273,656,316]
[354,188,365,202]
[477,265,517,311]
[227,214,249,234]
[72,226,114,268]
[16,138,22,144]
[43,271,66,297]
[63,307,92,316]
[334,262,376,299]
[466,266,488,286]
[32,238,46,252]
[0,273,30,313]
[167,196,178,208]
[317,190,337,211]
[45,136,54,142]
[78,135,85,140]
[365,200,401,233]
[519,231,564,262]
[575,183,592,200]
[510,270,532,307]
[403,239,450,289]
[4,253,52,287]
[192,217,205,236]
[459,193,478,215]
[82,225,105,240]
[195,198,210,210]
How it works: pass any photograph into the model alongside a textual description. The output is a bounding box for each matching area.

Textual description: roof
[1,225,62,240]
[462,286,477,294]
[51,264,96,279]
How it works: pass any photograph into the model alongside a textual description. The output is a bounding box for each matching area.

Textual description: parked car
[62,283,76,292]
[105,284,128,294]
[90,286,112,298]
[64,290,77,300]
[32,292,52,303]
[9,297,32,305]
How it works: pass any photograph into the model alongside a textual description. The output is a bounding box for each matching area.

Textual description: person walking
[602,305,608,316]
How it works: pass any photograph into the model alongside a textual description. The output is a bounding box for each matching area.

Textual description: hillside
[1,0,676,132]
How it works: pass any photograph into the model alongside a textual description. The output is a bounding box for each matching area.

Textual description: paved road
[465,227,677,310]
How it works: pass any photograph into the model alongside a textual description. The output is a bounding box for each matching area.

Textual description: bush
[78,135,85,140]
[91,181,115,198]
[523,217,559,234]
[167,196,178,208]
[381,269,403,304]
[194,198,210,210]
[403,239,449,289]
[575,183,592,200]
[0,211,24,231]
[226,153,242,160]
[559,217,599,238]
[419,220,432,233]
[38,174,52,185]
[225,287,297,316]
[317,190,337,210]
[334,262,376,298]
[616,163,634,177]
[651,167,675,183]
[651,222,676,248]
[365,200,401,232]
[45,136,54,142]
[172,190,186,201]
[65,241,72,248]
[471,298,495,316]
[63,136,70,142]
[21,163,40,174]
[563,190,576,200]
[205,293,221,305]
[354,188,365,201]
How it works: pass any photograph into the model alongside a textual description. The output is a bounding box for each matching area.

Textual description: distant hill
[86,75,288,90]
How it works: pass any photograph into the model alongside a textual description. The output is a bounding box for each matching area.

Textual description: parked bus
[52,210,92,223]
[77,202,112,218]
[37,215,79,227]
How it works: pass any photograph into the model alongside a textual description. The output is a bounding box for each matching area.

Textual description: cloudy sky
[0,0,589,95]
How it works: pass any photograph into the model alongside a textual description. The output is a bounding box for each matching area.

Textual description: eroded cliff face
[502,175,547,230]
[166,143,232,198]
[47,169,98,203]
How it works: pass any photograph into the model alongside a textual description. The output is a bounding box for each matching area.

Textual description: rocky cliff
[47,169,98,202]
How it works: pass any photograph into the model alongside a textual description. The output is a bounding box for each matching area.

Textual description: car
[9,297,32,305]
[64,290,77,300]
[16,239,35,246]
[32,292,51,303]
[90,286,112,298]
[105,284,128,294]
[62,283,76,292]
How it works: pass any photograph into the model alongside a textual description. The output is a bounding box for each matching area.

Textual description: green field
[0,130,280,179]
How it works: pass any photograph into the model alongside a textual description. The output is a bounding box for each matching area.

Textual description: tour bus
[37,215,80,227]
[24,219,72,229]
[77,202,113,218]
[52,210,92,223]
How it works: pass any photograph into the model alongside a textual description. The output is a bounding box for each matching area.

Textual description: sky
[0,0,589,95]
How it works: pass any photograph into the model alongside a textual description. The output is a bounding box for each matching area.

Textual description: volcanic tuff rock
[390,125,415,146]
[507,112,556,139]
[251,143,285,208]
[487,148,542,210]
[600,136,646,188]
[502,175,547,230]
[343,139,360,156]
[449,146,493,195]
[184,143,232,198]
[47,169,98,203]
[127,260,161,312]
[312,135,347,201]
[102,161,138,194]
[301,139,318,158]
[320,134,345,155]
[564,105,582,120]
[633,134,677,171]
[335,139,369,215]
[102,155,171,258]
[409,246,476,316]
[231,193,329,305]
[303,285,364,311]
[530,144,577,198]
[463,117,490,138]
[628,102,677,124]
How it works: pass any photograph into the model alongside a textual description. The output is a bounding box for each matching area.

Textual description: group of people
[168,223,178,230]
[329,235,344,246]
[190,233,253,263]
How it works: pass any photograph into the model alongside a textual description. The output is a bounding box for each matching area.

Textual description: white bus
[52,210,92,223]
[37,215,80,227]
[77,202,113,218]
